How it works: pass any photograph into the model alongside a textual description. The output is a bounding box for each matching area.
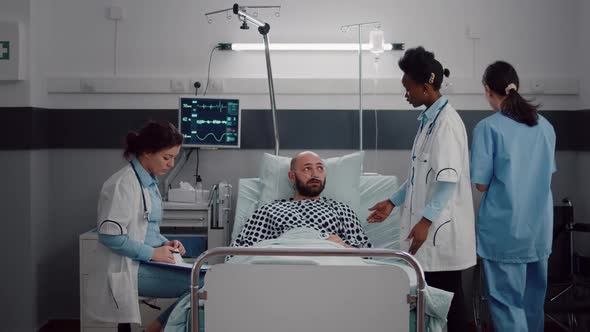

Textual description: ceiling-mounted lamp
[218,42,403,51]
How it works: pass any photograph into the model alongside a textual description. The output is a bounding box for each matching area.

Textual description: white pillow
[257,151,364,215]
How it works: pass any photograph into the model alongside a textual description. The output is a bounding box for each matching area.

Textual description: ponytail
[483,61,539,127]
[123,131,140,160]
[443,68,450,78]
[501,89,538,127]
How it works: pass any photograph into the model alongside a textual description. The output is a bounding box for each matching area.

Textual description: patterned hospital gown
[232,197,371,248]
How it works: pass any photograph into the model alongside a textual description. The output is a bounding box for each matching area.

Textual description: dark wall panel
[1,107,588,150]
[47,109,176,149]
[1,107,35,149]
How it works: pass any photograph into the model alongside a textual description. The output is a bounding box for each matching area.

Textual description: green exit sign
[0,41,9,60]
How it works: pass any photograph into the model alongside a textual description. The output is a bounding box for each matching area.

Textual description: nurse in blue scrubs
[471,61,556,332]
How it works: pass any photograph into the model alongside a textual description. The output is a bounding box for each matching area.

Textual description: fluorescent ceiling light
[225,43,396,51]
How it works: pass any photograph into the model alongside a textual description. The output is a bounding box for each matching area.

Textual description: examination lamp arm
[233,3,271,35]
[231,3,279,155]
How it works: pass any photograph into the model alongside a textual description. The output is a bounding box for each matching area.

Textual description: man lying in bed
[232,151,371,248]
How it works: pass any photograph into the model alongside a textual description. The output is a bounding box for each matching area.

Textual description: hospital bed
[165,154,450,332]
[191,246,427,332]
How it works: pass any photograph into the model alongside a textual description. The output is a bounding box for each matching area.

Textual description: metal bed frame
[190,247,427,332]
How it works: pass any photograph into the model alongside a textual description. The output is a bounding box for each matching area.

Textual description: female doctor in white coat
[368,46,476,332]
[85,121,188,332]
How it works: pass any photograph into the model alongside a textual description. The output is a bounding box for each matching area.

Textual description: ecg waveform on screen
[182,101,238,113]
[195,119,227,125]
[194,102,230,111]
[180,98,239,146]
[185,132,229,142]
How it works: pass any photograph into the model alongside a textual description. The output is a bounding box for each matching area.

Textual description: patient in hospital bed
[163,151,453,332]
[231,151,372,249]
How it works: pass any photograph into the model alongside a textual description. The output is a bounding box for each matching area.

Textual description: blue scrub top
[470,112,556,263]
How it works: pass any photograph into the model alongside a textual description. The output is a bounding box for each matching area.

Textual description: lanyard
[130,162,149,221]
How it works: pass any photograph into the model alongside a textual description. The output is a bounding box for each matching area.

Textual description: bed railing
[190,247,426,332]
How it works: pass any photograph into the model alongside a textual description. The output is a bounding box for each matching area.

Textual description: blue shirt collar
[417,96,448,122]
[131,158,158,187]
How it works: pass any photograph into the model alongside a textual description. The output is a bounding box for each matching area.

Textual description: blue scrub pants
[138,263,192,326]
[482,258,548,332]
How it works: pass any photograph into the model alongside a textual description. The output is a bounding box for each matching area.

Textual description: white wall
[24,0,581,110]
[29,0,53,108]
[0,0,583,109]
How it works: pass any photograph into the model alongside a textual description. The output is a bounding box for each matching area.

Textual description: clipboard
[144,260,211,271]
[144,260,193,270]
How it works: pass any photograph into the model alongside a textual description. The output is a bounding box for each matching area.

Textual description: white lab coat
[399,103,476,272]
[85,164,152,324]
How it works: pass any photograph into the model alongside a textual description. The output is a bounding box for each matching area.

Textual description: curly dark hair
[398,46,450,90]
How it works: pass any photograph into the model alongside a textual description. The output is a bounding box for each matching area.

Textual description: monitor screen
[178,97,241,148]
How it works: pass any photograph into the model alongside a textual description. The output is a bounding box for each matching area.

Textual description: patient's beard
[294,175,326,198]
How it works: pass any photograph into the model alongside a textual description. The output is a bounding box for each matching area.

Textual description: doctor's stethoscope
[130,161,150,222]
[410,99,448,186]
[98,162,149,236]
[411,99,448,161]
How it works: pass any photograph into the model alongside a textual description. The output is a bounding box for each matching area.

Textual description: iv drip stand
[341,21,381,151]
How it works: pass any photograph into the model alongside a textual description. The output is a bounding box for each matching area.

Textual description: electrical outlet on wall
[108,6,125,20]
[170,79,186,93]
[189,79,203,95]
[441,80,454,94]
[531,79,545,94]
[207,79,224,93]
[80,79,95,92]
[466,24,481,39]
